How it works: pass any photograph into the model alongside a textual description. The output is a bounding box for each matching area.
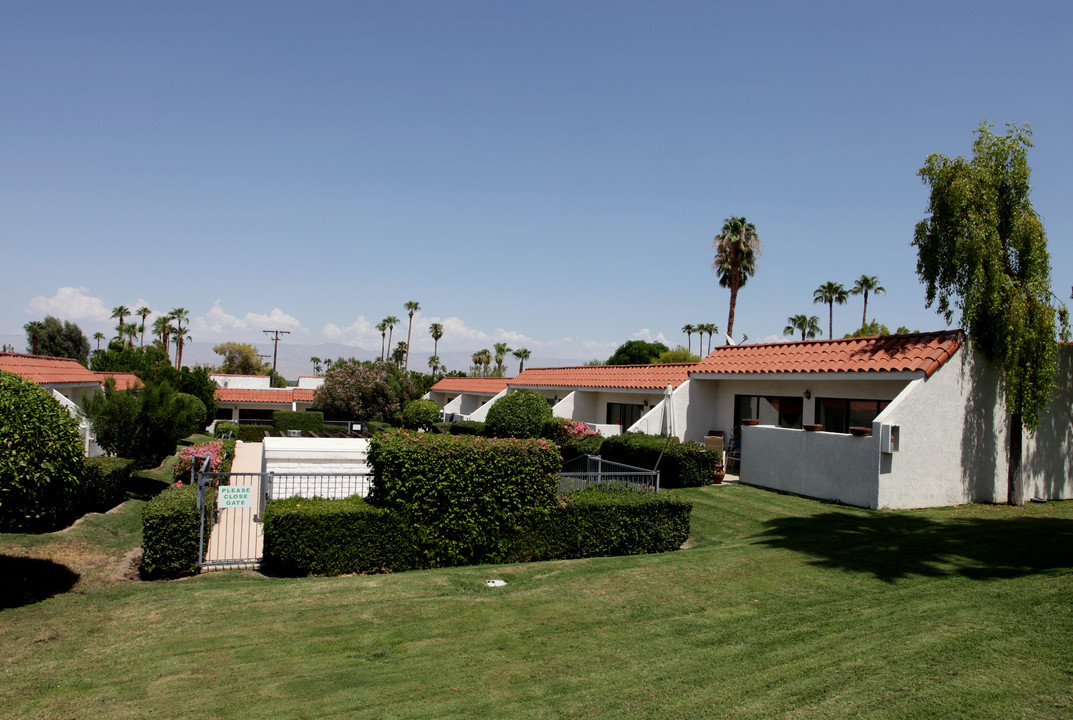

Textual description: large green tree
[24,316,90,365]
[213,342,270,375]
[712,217,762,341]
[606,340,669,366]
[913,122,1068,506]
[813,281,849,339]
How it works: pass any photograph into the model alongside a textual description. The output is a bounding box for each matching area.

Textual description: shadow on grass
[0,555,80,609]
[126,474,172,502]
[753,512,1073,583]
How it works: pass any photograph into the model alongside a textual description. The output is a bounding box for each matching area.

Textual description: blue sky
[3,1,1071,374]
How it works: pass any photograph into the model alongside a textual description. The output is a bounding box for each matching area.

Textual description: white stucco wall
[467,388,508,421]
[297,376,325,390]
[262,437,371,474]
[211,374,273,389]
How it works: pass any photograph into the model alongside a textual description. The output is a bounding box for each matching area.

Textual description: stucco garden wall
[262,437,370,475]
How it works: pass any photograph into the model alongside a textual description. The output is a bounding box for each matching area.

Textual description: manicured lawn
[2,480,1070,719]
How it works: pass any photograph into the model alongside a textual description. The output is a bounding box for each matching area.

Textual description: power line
[263,330,290,380]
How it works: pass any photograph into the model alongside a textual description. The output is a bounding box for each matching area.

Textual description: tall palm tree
[712,217,762,342]
[376,321,388,361]
[384,316,400,359]
[701,322,719,354]
[403,301,420,371]
[428,354,441,376]
[135,306,152,347]
[169,308,190,368]
[512,347,531,373]
[93,331,105,351]
[479,348,492,376]
[813,282,849,339]
[471,350,484,376]
[784,314,822,341]
[310,356,322,376]
[493,342,511,376]
[429,322,444,356]
[24,321,44,355]
[681,324,695,354]
[111,305,130,329]
[120,323,138,348]
[152,316,172,362]
[850,275,886,328]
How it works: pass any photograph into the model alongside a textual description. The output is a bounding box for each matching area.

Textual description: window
[606,402,644,429]
[815,398,889,433]
[734,395,803,429]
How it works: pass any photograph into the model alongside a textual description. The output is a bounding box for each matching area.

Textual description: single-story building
[210,373,319,422]
[426,376,511,421]
[426,332,1073,509]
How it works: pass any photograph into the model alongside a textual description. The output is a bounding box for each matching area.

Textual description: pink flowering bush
[172,440,225,481]
[542,417,603,459]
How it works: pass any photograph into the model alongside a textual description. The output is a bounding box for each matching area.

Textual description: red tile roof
[509,363,694,390]
[430,377,511,394]
[96,371,143,391]
[215,388,316,404]
[691,331,964,378]
[0,352,101,386]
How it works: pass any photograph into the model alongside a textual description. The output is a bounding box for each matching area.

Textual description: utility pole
[263,330,290,382]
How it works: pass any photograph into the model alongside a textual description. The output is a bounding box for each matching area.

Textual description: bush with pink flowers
[171,439,233,482]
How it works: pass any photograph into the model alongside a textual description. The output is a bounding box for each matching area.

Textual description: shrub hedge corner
[141,484,210,579]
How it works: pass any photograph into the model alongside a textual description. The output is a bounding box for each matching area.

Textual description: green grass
[2,482,1070,719]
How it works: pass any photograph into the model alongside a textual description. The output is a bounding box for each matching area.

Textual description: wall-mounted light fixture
[803,389,812,399]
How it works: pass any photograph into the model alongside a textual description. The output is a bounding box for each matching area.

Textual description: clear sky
[3,1,1071,373]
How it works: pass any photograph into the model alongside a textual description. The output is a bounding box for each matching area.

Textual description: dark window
[815,398,889,433]
[606,402,644,429]
[733,395,803,429]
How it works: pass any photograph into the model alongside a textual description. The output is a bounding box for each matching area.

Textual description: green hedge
[367,431,561,566]
[599,433,718,488]
[79,457,134,514]
[274,410,325,433]
[444,420,485,436]
[141,484,211,579]
[259,488,692,576]
[215,422,269,442]
[505,487,692,562]
[262,497,419,576]
[485,390,553,438]
[401,399,440,430]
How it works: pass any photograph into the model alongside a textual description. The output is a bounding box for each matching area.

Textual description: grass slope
[1,481,1070,719]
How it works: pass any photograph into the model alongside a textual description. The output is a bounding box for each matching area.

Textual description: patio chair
[725,431,741,474]
[704,434,724,466]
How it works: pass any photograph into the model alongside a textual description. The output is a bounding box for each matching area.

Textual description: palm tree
[850,275,886,328]
[471,350,485,376]
[93,331,105,351]
[428,354,441,376]
[310,356,322,376]
[376,321,388,361]
[493,342,511,376]
[169,308,190,368]
[784,314,822,341]
[111,305,130,329]
[712,217,762,341]
[429,322,444,356]
[152,316,172,362]
[479,348,492,376]
[135,306,152,347]
[403,301,420,371]
[384,316,400,359]
[512,347,531,373]
[681,324,695,354]
[120,323,138,348]
[24,321,44,354]
[701,322,719,354]
[813,282,849,339]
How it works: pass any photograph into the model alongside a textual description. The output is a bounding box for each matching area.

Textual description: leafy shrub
[79,457,134,514]
[367,431,561,566]
[172,440,226,481]
[444,420,485,436]
[505,487,692,562]
[0,371,84,531]
[599,433,719,488]
[141,484,210,578]
[262,497,419,576]
[274,410,325,433]
[484,390,553,439]
[214,420,239,438]
[401,399,440,430]
[541,417,604,460]
[313,361,414,422]
[365,421,393,435]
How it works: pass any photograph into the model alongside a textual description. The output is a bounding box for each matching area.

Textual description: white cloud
[319,315,380,347]
[190,300,308,341]
[26,287,110,323]
[631,328,669,344]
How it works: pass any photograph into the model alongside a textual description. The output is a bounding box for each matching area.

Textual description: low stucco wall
[262,437,370,475]
[740,425,880,508]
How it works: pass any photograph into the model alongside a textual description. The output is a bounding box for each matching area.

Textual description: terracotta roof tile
[508,364,694,390]
[430,377,511,394]
[95,372,143,391]
[215,388,316,404]
[0,352,101,386]
[691,331,964,377]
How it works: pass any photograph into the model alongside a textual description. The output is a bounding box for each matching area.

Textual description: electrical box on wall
[881,424,900,454]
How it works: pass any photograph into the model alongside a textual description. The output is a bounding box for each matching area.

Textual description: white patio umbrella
[662,383,675,437]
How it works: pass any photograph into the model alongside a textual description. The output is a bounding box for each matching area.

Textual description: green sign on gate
[219,486,254,508]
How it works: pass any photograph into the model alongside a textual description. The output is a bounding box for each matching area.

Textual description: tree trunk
[862,291,868,328]
[1007,412,1024,507]
[828,302,834,339]
[726,272,739,341]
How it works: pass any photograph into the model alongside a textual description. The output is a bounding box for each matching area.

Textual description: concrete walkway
[204,441,264,570]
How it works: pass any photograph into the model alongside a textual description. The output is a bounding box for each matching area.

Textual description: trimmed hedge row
[141,484,211,579]
[80,457,135,514]
[599,433,718,488]
[274,410,325,433]
[262,497,419,576]
[214,421,269,442]
[367,432,562,567]
[259,488,692,576]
